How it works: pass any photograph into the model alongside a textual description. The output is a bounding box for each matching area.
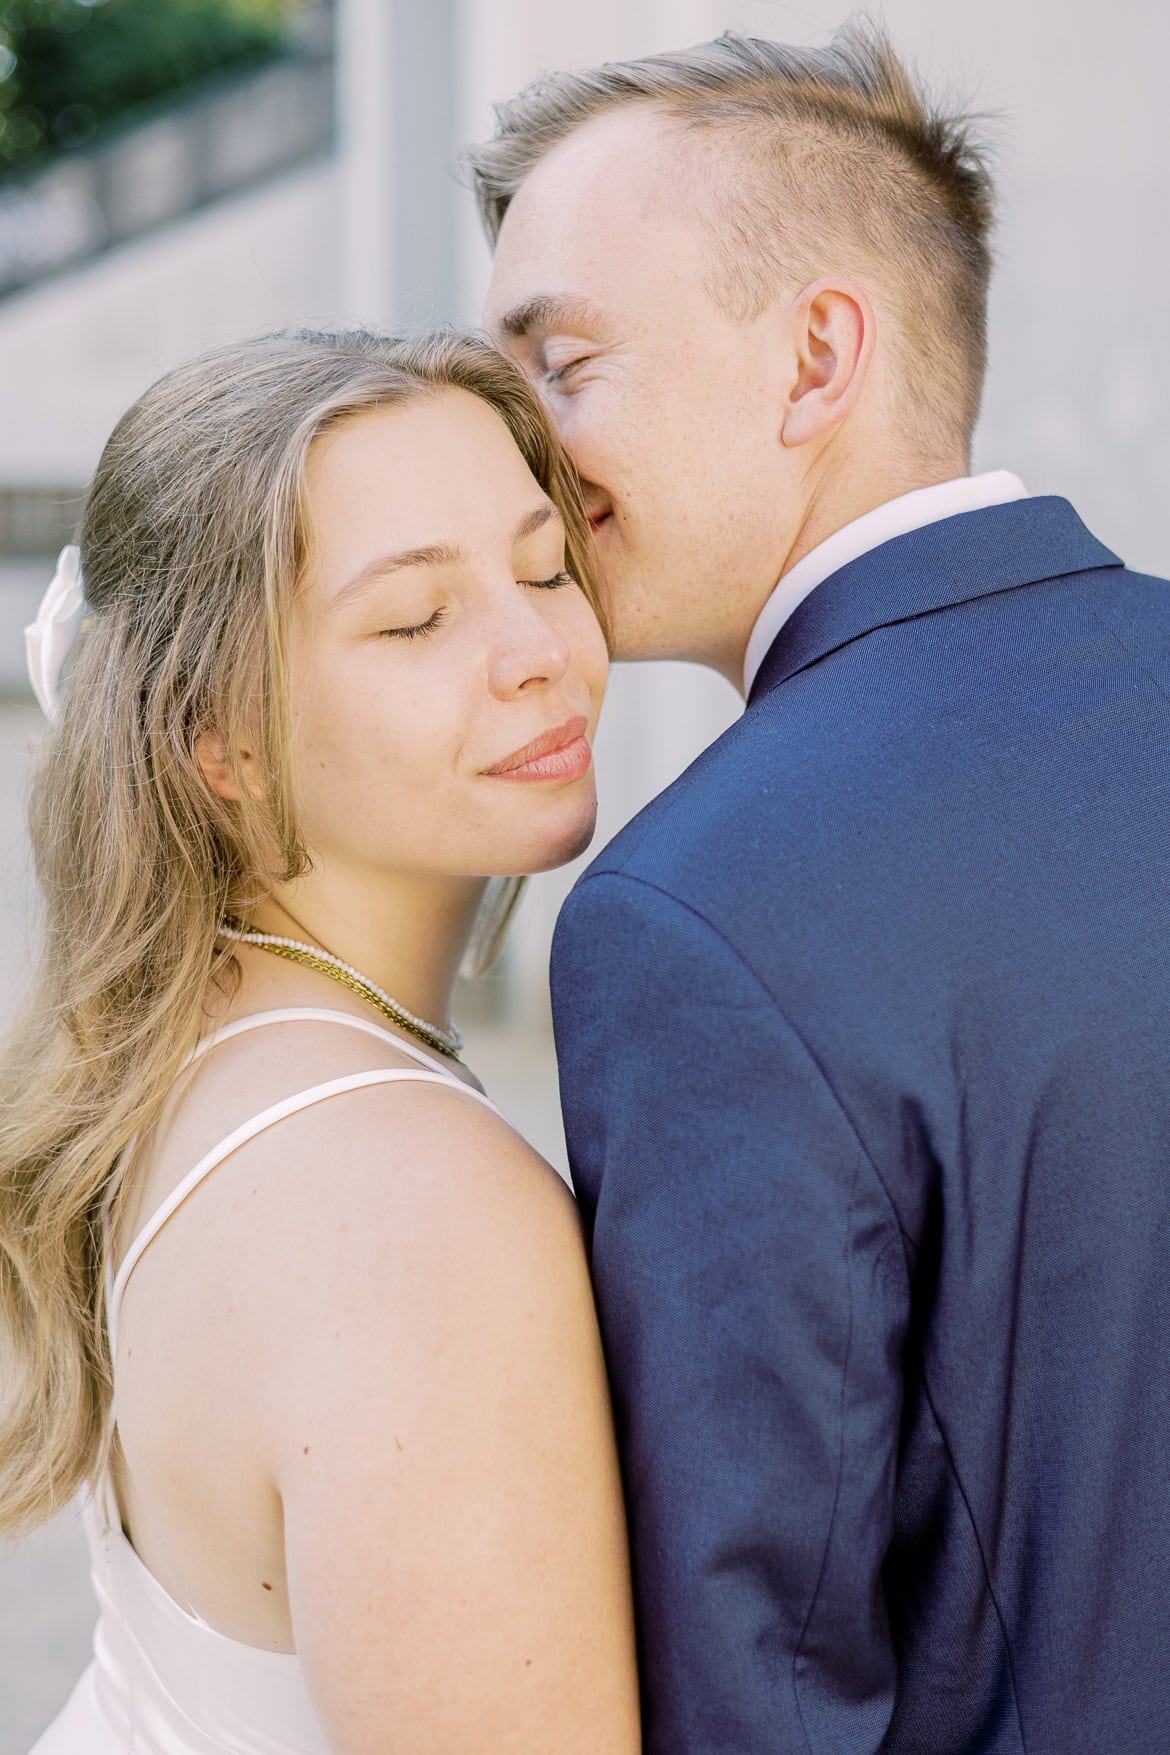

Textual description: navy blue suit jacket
[551,498,1170,1753]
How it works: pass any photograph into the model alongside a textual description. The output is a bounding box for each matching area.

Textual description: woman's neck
[248,867,489,1029]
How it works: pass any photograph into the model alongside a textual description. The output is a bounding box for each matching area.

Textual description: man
[470,23,1170,1752]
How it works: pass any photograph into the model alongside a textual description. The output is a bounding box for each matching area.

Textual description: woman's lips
[483,715,592,783]
[495,736,592,783]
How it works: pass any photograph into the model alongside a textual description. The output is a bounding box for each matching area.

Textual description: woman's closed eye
[520,569,574,591]
[380,608,447,642]
[380,573,573,641]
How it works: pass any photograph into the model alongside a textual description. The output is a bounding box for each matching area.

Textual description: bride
[0,328,640,1752]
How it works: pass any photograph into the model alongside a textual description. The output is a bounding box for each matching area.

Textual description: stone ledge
[0,41,334,301]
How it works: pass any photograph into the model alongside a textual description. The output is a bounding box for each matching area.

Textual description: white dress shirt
[742,470,1030,696]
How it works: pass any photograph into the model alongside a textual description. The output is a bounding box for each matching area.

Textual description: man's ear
[195,727,259,803]
[780,278,875,449]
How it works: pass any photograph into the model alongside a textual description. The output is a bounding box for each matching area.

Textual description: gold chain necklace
[217,920,463,1060]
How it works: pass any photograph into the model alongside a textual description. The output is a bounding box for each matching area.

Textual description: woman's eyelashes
[382,608,448,642]
[380,572,573,641]
[520,569,575,591]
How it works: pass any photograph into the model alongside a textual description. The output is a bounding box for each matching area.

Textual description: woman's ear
[780,278,876,449]
[195,728,260,802]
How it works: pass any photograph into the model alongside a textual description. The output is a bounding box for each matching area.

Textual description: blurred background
[0,0,1166,1743]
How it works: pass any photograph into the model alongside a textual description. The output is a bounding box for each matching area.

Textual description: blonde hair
[0,326,600,1533]
[465,18,995,455]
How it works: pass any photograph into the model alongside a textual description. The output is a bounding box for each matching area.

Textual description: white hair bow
[24,544,85,722]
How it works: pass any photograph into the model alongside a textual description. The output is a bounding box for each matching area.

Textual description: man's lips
[482,715,592,782]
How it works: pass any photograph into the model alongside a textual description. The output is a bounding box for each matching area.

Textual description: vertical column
[337,0,461,329]
[335,0,396,326]
[388,0,461,327]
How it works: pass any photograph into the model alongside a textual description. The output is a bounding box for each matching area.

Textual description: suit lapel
[748,496,1122,704]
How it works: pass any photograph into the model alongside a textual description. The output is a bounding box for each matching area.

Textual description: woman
[0,329,640,1753]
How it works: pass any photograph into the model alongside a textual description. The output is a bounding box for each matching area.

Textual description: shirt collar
[741,470,1030,696]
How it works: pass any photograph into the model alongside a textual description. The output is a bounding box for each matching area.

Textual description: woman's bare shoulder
[227,1068,586,1372]
[249,1057,574,1222]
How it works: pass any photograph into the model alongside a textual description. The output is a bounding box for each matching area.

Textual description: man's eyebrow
[495,294,608,341]
[327,503,563,612]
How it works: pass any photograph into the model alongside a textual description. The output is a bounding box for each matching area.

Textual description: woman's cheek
[565,594,610,700]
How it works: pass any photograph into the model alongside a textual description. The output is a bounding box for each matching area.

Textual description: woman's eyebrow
[328,504,563,613]
[327,543,461,613]
[515,502,562,541]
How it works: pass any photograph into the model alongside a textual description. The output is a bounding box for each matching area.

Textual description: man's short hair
[465,21,995,458]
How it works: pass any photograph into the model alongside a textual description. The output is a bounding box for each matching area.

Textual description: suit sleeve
[551,871,910,1754]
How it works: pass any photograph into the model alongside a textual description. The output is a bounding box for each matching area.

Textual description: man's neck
[781,456,968,587]
[679,454,971,689]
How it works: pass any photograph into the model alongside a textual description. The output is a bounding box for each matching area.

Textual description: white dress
[30,1007,501,1754]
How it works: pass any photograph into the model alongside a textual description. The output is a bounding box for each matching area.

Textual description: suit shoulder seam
[566,870,907,1240]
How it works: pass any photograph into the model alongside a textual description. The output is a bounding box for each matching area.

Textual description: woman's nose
[486,588,572,700]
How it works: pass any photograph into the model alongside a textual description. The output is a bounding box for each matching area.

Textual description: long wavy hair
[0,327,601,1533]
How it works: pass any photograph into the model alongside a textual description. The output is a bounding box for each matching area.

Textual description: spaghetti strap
[186,1005,459,1078]
[108,1058,499,1358]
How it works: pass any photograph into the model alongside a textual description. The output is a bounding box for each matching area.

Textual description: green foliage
[0,0,302,175]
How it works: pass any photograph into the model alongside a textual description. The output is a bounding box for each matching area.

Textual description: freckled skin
[289,390,609,885]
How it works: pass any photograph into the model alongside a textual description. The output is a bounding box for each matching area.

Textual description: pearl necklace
[217,920,463,1060]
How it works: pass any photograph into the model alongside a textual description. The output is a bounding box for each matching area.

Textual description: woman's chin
[496,801,601,877]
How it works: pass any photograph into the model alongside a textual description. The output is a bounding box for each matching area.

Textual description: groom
[471,23,1170,1753]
